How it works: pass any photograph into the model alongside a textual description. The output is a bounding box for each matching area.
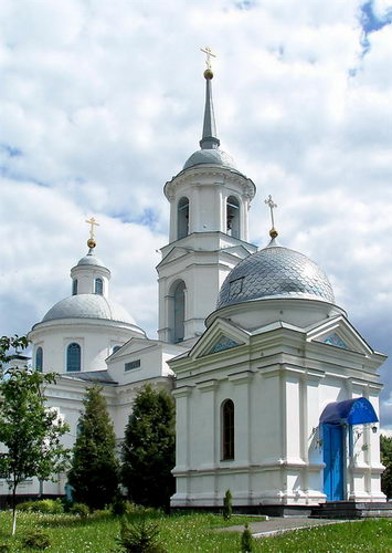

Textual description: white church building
[11,61,387,511]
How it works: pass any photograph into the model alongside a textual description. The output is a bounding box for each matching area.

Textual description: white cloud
[2,0,392,426]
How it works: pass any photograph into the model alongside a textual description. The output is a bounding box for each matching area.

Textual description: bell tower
[157,54,257,344]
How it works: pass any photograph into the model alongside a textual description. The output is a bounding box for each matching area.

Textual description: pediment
[221,243,257,260]
[306,316,373,356]
[157,246,189,267]
[190,318,250,360]
[106,337,157,362]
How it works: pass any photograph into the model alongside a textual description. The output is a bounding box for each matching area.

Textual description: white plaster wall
[30,321,137,373]
[171,316,385,508]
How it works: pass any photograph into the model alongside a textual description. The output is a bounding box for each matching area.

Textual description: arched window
[172,280,185,343]
[66,343,81,372]
[72,279,78,296]
[222,399,235,460]
[226,196,240,239]
[112,345,121,354]
[95,278,103,295]
[177,197,189,240]
[35,347,43,372]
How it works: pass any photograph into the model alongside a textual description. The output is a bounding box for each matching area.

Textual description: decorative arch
[95,277,103,295]
[221,399,235,460]
[177,197,189,240]
[66,343,81,372]
[226,196,240,239]
[319,398,378,426]
[35,346,43,372]
[169,280,186,343]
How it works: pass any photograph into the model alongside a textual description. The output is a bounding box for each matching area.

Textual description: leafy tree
[0,335,70,535]
[380,434,392,499]
[121,384,175,510]
[68,385,119,509]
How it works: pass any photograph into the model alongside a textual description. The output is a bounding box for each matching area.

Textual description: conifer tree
[68,385,119,509]
[223,489,233,520]
[121,384,175,509]
[240,523,253,553]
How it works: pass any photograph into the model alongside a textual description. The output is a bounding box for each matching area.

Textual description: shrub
[16,501,34,512]
[111,495,129,516]
[223,489,232,520]
[117,517,167,553]
[60,496,73,513]
[16,499,64,514]
[22,529,51,550]
[0,544,10,553]
[241,523,253,552]
[70,502,90,518]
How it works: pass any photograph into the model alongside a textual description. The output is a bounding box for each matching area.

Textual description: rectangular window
[125,359,141,371]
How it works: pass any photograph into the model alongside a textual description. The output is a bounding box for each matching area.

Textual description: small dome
[76,251,106,268]
[217,241,335,309]
[183,148,237,170]
[42,294,137,326]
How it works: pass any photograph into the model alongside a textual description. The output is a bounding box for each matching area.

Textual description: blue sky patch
[359,1,392,57]
[1,144,23,158]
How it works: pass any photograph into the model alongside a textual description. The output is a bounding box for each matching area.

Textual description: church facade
[18,62,386,508]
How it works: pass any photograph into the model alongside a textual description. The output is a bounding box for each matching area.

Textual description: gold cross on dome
[200,46,216,70]
[265,195,278,237]
[85,217,100,240]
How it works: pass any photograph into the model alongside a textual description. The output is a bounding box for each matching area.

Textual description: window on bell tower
[170,280,186,343]
[226,196,240,239]
[177,197,189,239]
[72,279,78,295]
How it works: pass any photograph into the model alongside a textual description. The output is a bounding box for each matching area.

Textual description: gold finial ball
[269,228,278,239]
[87,238,96,249]
[204,68,214,80]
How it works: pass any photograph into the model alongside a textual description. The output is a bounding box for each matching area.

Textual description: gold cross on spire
[264,195,278,239]
[85,217,99,249]
[200,46,216,70]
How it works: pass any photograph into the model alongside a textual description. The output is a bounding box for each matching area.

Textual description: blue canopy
[319,398,378,426]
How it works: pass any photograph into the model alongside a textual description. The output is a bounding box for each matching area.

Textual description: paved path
[222,517,346,538]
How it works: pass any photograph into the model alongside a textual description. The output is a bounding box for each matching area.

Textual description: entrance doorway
[319,397,379,502]
[323,423,344,501]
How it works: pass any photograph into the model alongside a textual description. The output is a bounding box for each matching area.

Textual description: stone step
[311,501,392,519]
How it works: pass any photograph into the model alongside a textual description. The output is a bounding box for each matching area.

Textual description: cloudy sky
[1,0,392,425]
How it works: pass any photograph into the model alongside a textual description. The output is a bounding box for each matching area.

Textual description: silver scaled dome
[217,241,335,309]
[183,148,237,170]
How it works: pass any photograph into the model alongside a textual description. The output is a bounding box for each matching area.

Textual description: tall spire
[199,47,220,150]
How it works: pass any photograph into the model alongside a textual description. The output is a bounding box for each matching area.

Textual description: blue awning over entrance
[319,398,378,426]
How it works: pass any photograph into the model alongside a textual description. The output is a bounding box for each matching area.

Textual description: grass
[0,511,392,552]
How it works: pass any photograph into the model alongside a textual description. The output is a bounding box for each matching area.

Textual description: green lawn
[0,511,392,552]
